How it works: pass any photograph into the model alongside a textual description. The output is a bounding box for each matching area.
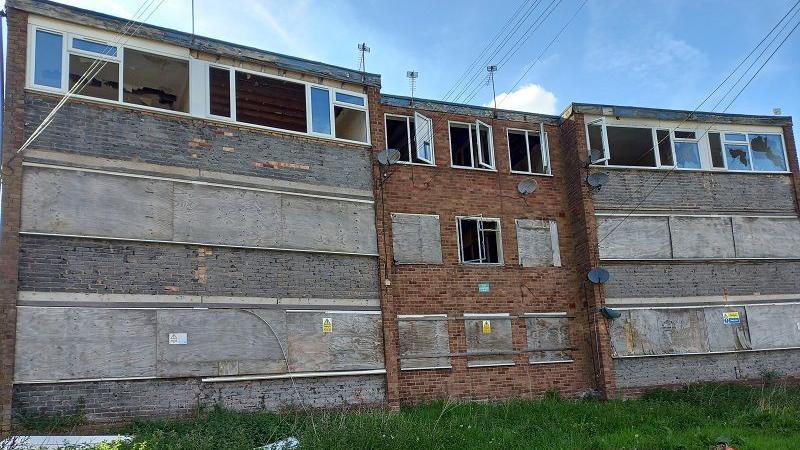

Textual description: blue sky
[13,0,800,121]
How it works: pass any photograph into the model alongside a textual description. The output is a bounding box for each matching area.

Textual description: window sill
[396,161,436,167]
[510,170,553,177]
[459,262,504,267]
[450,164,498,172]
[25,86,372,148]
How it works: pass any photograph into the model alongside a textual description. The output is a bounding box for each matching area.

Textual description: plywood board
[703,306,751,352]
[464,318,514,367]
[525,316,571,362]
[611,309,708,356]
[732,217,800,258]
[398,317,450,369]
[746,304,800,349]
[598,216,671,259]
[15,307,157,381]
[21,167,173,240]
[156,309,287,377]
[516,219,558,267]
[286,311,384,372]
[391,214,443,264]
[669,216,735,259]
[281,196,377,254]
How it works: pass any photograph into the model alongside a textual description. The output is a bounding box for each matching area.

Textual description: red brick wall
[0,8,28,431]
[371,101,604,404]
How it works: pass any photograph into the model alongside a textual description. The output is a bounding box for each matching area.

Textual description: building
[1,0,798,430]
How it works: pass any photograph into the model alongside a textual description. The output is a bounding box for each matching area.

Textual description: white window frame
[476,119,494,169]
[383,113,435,166]
[456,216,503,265]
[717,131,790,173]
[414,112,435,165]
[449,121,496,171]
[206,64,236,121]
[26,19,372,146]
[671,130,703,170]
[506,126,551,176]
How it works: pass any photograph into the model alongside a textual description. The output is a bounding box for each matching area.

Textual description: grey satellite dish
[589,148,608,165]
[587,267,610,284]
[586,172,610,189]
[377,148,402,165]
[517,179,538,195]
[599,306,621,319]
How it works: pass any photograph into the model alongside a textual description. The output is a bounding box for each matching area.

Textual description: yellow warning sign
[482,320,492,334]
[322,317,333,333]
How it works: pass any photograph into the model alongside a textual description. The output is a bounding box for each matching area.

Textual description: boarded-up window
[746,304,800,349]
[391,213,443,264]
[524,314,572,363]
[286,310,383,372]
[516,219,561,267]
[235,71,307,132]
[464,314,514,367]
[398,315,451,370]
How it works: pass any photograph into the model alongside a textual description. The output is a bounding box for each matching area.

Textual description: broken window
[656,129,674,166]
[708,132,725,168]
[449,121,494,169]
[33,30,63,88]
[457,217,502,264]
[673,130,701,169]
[310,87,332,134]
[235,71,306,132]
[124,48,188,112]
[208,66,232,118]
[586,119,607,163]
[333,90,368,142]
[68,54,119,101]
[508,128,549,175]
[606,126,656,167]
[385,114,434,165]
[722,133,786,172]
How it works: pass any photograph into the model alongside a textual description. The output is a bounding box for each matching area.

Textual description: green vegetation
[21,382,800,449]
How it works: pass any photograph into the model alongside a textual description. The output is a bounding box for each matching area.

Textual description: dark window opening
[69,54,119,101]
[235,71,307,132]
[458,218,501,264]
[656,129,673,166]
[386,116,411,162]
[209,67,231,117]
[587,122,604,162]
[709,132,725,168]
[450,123,472,167]
[123,48,189,112]
[606,126,656,167]
[508,130,528,172]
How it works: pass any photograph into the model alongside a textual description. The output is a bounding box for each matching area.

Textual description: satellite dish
[589,148,608,165]
[586,172,610,189]
[587,267,610,284]
[377,148,402,165]
[517,179,538,195]
[599,306,621,319]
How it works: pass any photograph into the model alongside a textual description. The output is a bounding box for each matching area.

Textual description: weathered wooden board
[391,214,443,264]
[609,308,708,356]
[598,216,671,259]
[397,317,450,369]
[464,318,514,367]
[281,196,377,254]
[732,217,800,258]
[156,309,287,377]
[704,306,751,352]
[172,183,282,248]
[747,304,800,349]
[525,316,571,362]
[669,216,735,259]
[21,167,173,239]
[516,219,559,267]
[15,307,157,381]
[286,311,384,372]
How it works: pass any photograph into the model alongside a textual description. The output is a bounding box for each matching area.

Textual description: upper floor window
[508,127,550,175]
[33,29,63,88]
[457,217,502,265]
[717,132,787,172]
[385,113,434,165]
[450,120,494,170]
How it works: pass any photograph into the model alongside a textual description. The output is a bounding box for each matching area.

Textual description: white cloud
[483,84,558,115]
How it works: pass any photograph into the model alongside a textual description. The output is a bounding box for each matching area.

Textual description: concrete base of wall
[613,349,800,395]
[12,375,386,423]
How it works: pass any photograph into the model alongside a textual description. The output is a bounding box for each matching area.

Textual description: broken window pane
[209,66,231,117]
[749,134,787,171]
[587,123,605,162]
[508,130,529,172]
[334,106,367,142]
[675,141,701,169]
[450,123,472,167]
[123,48,188,112]
[656,129,673,166]
[606,126,656,167]
[458,218,501,264]
[310,87,331,134]
[69,54,119,101]
[709,132,725,168]
[73,38,117,57]
[725,144,751,171]
[386,116,411,162]
[34,30,63,88]
[235,71,306,132]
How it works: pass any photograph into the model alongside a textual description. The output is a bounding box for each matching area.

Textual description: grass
[17,382,800,450]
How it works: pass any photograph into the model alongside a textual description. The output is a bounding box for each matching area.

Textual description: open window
[586,118,608,164]
[457,217,502,265]
[508,126,550,175]
[414,112,434,164]
[385,114,434,165]
[449,121,495,170]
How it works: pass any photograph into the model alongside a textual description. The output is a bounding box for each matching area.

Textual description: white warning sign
[322,317,333,333]
[168,333,187,345]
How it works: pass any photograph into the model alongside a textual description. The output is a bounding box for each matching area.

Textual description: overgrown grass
[23,382,800,449]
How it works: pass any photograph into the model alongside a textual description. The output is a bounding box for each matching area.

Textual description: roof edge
[381,93,562,125]
[563,102,793,127]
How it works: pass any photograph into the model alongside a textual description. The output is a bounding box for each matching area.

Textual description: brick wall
[0,7,28,431]
[372,101,601,405]
[13,375,386,423]
[24,93,372,191]
[19,235,379,299]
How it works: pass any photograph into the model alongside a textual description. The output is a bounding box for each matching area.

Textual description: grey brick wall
[605,261,800,298]
[615,349,800,388]
[13,375,386,422]
[24,94,372,191]
[592,169,797,213]
[19,235,379,299]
